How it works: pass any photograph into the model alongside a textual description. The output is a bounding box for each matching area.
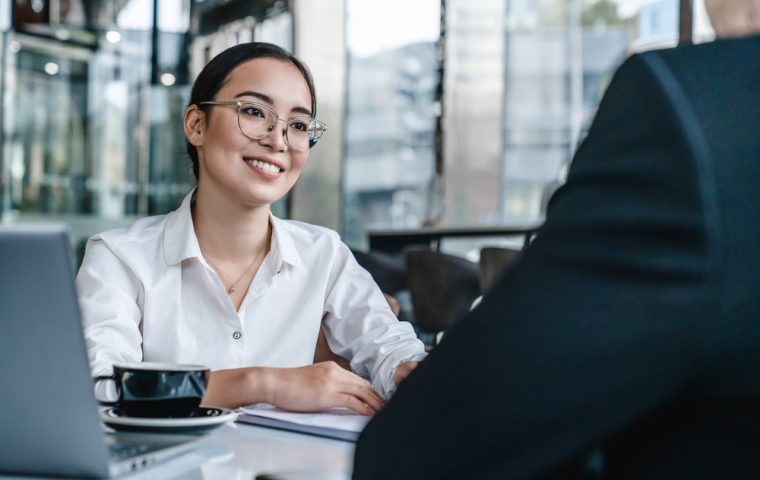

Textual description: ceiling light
[105,30,122,43]
[44,62,59,75]
[160,73,176,86]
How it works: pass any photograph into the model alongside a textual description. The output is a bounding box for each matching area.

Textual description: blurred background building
[0,0,715,261]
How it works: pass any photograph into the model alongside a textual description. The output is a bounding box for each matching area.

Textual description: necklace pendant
[229,285,238,294]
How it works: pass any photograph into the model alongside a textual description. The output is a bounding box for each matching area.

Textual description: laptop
[0,224,201,478]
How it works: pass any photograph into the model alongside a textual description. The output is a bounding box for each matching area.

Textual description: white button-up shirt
[76,191,426,399]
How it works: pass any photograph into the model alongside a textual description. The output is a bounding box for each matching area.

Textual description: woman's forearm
[202,362,385,414]
[202,367,275,409]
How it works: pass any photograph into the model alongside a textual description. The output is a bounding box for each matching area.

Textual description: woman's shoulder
[92,214,167,244]
[272,218,357,274]
[92,190,193,249]
[87,213,173,264]
[80,213,173,280]
[274,217,341,244]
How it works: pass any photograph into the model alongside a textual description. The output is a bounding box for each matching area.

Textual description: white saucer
[101,407,237,434]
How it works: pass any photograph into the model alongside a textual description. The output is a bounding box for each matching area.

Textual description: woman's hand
[393,360,419,386]
[269,362,385,415]
[204,362,384,415]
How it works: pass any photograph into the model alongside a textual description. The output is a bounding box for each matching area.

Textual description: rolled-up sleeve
[322,241,427,399]
[76,237,144,380]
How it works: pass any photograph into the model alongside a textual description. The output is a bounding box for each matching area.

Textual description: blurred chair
[405,250,481,346]
[350,249,407,295]
[350,248,413,323]
[479,246,522,292]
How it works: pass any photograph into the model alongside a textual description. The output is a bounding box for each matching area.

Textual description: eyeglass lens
[237,103,322,150]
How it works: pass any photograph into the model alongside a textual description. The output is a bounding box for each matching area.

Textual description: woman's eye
[241,106,265,118]
[289,120,308,132]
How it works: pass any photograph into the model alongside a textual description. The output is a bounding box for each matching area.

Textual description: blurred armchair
[405,249,481,346]
[479,246,522,293]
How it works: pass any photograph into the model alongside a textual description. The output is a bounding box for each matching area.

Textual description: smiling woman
[186,55,315,214]
[76,42,427,415]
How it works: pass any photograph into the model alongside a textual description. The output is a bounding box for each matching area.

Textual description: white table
[139,422,355,480]
[2,422,355,480]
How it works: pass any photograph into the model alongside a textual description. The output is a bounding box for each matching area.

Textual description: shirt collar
[163,190,200,266]
[163,189,304,268]
[269,215,304,269]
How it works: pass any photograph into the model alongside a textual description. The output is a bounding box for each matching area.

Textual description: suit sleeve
[353,52,722,479]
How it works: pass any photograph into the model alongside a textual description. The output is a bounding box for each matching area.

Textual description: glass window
[290,0,344,228]
[445,0,680,230]
[443,0,508,228]
[342,0,441,248]
[3,38,92,216]
[0,0,195,263]
[692,0,716,43]
[439,0,680,259]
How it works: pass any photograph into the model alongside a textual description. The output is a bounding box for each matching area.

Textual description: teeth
[246,158,281,174]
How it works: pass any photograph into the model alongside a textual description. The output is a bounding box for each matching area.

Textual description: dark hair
[186,42,317,180]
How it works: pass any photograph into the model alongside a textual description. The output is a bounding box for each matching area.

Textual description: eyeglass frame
[198,100,327,149]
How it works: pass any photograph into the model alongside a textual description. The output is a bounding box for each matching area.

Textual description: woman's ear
[184,105,205,146]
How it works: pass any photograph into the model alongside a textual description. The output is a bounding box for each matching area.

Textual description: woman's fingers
[341,380,385,412]
[324,363,385,412]
[338,393,378,415]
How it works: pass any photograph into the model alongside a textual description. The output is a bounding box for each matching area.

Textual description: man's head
[704,0,760,38]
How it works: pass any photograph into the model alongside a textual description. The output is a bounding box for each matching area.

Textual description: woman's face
[193,57,314,208]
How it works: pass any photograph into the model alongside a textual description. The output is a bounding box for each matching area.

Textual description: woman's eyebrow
[290,105,312,116]
[234,90,271,103]
[234,90,313,117]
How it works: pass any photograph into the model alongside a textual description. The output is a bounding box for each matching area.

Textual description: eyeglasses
[199,100,327,151]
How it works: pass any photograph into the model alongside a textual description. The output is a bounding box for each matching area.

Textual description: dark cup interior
[113,366,208,418]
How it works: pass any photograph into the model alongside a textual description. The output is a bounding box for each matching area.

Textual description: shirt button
[232,331,242,340]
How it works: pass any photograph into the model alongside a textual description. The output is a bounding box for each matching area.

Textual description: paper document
[236,404,372,442]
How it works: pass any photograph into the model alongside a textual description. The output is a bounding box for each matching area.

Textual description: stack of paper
[236,404,372,442]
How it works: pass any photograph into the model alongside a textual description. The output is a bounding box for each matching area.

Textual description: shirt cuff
[379,352,428,399]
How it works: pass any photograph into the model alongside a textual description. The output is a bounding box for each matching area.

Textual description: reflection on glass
[5,40,91,216]
[343,0,440,248]
[692,0,716,43]
[1,0,196,262]
[443,0,507,228]
[444,0,679,230]
[500,0,632,223]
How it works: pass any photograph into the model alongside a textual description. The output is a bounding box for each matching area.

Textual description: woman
[77,42,425,414]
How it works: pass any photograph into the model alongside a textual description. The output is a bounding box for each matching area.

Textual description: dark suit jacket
[353,35,760,479]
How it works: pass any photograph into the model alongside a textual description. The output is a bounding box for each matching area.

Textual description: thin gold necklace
[201,223,271,295]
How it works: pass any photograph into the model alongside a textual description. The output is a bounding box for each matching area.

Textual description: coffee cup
[94,362,210,418]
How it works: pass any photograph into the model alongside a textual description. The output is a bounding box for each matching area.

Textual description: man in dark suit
[353,2,760,478]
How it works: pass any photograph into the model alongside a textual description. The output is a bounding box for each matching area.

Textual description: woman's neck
[192,184,271,262]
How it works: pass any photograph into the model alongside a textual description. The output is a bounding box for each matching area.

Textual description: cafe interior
[0,0,716,342]
[0,0,729,477]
